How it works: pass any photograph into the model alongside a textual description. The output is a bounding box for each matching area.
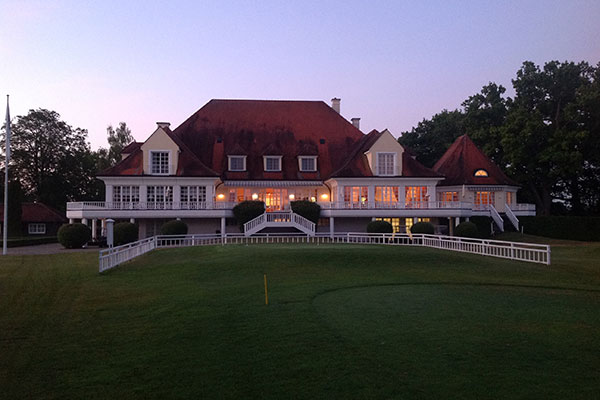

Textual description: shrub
[114,222,138,246]
[160,220,188,235]
[290,200,321,223]
[367,220,393,234]
[470,216,493,238]
[411,222,434,234]
[520,216,600,242]
[232,201,265,228]
[455,221,479,238]
[57,223,91,249]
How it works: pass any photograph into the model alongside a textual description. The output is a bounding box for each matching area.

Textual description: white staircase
[488,204,504,232]
[505,206,520,231]
[243,211,316,236]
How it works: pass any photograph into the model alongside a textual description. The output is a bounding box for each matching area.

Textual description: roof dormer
[364,129,404,176]
[140,122,180,175]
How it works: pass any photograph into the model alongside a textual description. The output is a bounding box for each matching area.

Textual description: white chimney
[156,122,170,129]
[351,118,361,130]
[331,98,341,114]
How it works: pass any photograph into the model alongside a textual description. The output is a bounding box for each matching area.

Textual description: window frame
[149,150,171,175]
[28,223,46,235]
[263,156,282,172]
[474,169,489,177]
[376,152,396,176]
[228,155,247,172]
[298,156,317,172]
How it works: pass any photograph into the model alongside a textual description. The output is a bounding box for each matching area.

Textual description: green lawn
[1,241,599,399]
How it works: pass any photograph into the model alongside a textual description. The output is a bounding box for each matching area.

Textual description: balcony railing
[317,201,473,210]
[66,201,237,211]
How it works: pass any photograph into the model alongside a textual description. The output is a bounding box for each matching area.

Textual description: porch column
[455,217,460,227]
[367,186,375,208]
[81,218,88,226]
[206,185,215,206]
[173,186,181,207]
[101,219,107,237]
[69,218,74,224]
[398,185,406,207]
[105,185,113,203]
[91,219,98,240]
[220,217,226,238]
[448,218,454,236]
[130,218,135,224]
[329,217,335,239]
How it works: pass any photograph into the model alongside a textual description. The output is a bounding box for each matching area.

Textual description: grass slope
[1,242,599,399]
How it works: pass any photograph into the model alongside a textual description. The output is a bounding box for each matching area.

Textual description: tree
[104,122,134,167]
[3,109,102,211]
[0,177,23,237]
[398,110,465,168]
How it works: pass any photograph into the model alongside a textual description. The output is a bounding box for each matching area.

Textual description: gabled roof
[121,141,142,154]
[0,202,66,223]
[433,135,517,186]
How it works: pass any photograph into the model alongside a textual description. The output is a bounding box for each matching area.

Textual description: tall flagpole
[3,95,10,255]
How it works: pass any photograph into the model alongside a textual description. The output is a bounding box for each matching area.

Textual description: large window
[28,223,46,235]
[264,156,282,172]
[228,156,246,171]
[405,186,428,206]
[440,191,458,202]
[150,151,170,174]
[147,186,173,209]
[475,191,495,207]
[377,153,395,176]
[344,186,368,206]
[375,186,399,204]
[113,186,140,204]
[299,156,317,172]
[181,186,206,208]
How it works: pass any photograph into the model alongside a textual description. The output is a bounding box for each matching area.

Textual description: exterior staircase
[243,211,316,236]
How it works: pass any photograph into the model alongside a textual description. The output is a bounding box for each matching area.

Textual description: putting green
[313,284,600,399]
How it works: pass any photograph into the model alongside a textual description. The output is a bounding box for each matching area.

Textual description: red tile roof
[433,135,517,186]
[102,99,440,180]
[0,202,66,223]
[121,141,142,154]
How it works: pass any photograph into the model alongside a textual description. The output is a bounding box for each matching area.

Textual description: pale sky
[1,0,599,149]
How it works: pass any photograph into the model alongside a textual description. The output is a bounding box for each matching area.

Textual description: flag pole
[3,95,10,255]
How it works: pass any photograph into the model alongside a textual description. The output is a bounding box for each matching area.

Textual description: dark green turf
[0,242,598,399]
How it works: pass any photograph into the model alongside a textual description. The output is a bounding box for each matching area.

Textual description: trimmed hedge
[367,220,393,233]
[520,216,600,241]
[411,222,434,234]
[58,223,91,249]
[291,200,321,223]
[114,222,138,246]
[0,236,58,248]
[455,221,479,238]
[160,220,188,235]
[232,201,265,228]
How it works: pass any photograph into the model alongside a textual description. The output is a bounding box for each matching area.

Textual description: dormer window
[474,169,488,177]
[376,152,396,176]
[264,156,282,172]
[150,151,170,175]
[299,156,317,172]
[228,155,246,171]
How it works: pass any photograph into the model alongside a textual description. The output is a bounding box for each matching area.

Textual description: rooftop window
[264,156,282,172]
[150,151,170,175]
[228,155,246,172]
[474,169,488,177]
[299,156,317,172]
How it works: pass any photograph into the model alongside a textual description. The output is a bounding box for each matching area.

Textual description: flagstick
[2,95,10,255]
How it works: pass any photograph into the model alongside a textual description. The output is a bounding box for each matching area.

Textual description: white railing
[510,203,536,212]
[488,204,504,232]
[317,201,472,210]
[505,206,519,230]
[67,201,237,211]
[243,212,315,236]
[244,213,267,233]
[98,232,551,272]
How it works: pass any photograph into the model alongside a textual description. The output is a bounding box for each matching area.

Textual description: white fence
[98,232,551,273]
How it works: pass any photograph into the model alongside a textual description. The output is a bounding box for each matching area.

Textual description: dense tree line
[399,60,600,216]
[1,109,132,213]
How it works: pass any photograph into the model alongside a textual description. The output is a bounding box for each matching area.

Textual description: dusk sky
[2,0,599,149]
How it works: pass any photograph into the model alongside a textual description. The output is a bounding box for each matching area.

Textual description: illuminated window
[344,186,368,203]
[405,186,428,206]
[440,191,458,202]
[375,217,402,233]
[474,169,488,177]
[375,186,399,203]
[475,191,495,206]
[506,192,513,205]
[405,218,413,232]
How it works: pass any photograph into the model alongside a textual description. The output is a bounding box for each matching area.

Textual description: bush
[232,201,265,228]
[520,216,600,241]
[411,222,434,234]
[114,222,138,246]
[367,220,393,233]
[57,223,91,249]
[470,216,493,238]
[290,200,321,223]
[160,220,188,235]
[455,221,480,238]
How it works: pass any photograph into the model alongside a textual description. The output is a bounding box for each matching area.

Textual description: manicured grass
[1,242,599,399]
